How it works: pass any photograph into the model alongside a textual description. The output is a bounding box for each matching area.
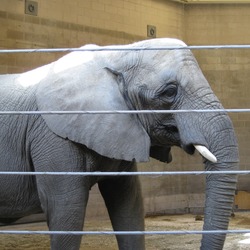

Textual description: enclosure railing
[1,44,250,53]
[0,44,250,239]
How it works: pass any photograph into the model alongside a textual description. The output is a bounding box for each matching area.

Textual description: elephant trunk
[201,162,238,249]
[175,109,239,249]
[200,115,239,249]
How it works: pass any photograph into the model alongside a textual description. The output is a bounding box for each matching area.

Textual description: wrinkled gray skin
[0,38,239,250]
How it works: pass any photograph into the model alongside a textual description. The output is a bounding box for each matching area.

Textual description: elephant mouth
[182,144,195,155]
[182,143,217,163]
[154,125,217,163]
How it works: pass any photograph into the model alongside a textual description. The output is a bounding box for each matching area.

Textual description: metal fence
[0,44,250,239]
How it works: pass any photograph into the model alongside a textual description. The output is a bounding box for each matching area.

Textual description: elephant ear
[35,52,150,162]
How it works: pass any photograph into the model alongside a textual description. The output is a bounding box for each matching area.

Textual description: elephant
[0,38,239,250]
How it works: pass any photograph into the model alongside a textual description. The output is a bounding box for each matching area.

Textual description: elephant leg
[37,175,89,250]
[30,133,91,250]
[98,165,145,250]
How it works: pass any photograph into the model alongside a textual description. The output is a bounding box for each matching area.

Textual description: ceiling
[170,0,250,3]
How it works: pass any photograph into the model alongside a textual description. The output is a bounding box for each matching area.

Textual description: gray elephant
[0,38,239,250]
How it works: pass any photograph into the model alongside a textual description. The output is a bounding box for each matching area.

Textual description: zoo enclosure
[0,44,250,241]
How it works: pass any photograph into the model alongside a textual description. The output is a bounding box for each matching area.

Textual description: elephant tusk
[194,145,217,163]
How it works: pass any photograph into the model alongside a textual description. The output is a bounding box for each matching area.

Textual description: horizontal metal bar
[0,171,247,176]
[0,45,250,54]
[0,229,249,235]
[0,109,250,115]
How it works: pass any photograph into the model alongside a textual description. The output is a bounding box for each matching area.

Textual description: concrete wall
[0,0,184,73]
[0,0,249,217]
[185,4,250,193]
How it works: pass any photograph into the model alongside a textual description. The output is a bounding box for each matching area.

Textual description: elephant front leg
[37,176,89,250]
[98,172,145,250]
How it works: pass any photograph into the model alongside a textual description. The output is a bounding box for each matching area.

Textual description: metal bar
[0,229,249,235]
[0,45,250,54]
[0,171,247,176]
[0,109,250,115]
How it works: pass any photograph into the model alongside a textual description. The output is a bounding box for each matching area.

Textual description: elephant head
[34,38,239,249]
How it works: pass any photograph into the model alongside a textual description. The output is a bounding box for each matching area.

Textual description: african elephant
[0,38,239,250]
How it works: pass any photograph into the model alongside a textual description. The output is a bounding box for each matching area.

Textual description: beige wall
[185,4,250,45]
[185,4,250,192]
[0,0,184,73]
[0,1,249,216]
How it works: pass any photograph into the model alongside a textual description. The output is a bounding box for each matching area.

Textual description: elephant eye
[158,83,178,102]
[165,85,177,97]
